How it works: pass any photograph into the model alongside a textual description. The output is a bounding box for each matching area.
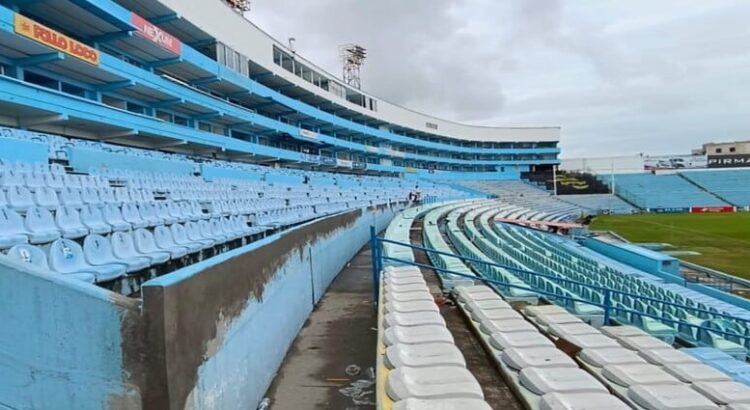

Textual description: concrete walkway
[265,244,377,410]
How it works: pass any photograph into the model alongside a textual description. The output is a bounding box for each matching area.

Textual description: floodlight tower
[340,44,367,89]
[223,0,251,13]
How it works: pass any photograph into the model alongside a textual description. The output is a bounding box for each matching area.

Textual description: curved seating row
[375,265,490,410]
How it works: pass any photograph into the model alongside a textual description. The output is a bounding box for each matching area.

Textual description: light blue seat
[7,244,94,283]
[24,207,61,244]
[185,221,216,247]
[137,203,161,226]
[102,204,131,231]
[134,228,186,259]
[167,223,205,251]
[156,202,177,225]
[59,187,84,209]
[111,231,169,265]
[48,238,125,283]
[0,207,30,248]
[80,204,112,235]
[33,186,60,210]
[199,219,227,243]
[7,185,35,212]
[54,206,89,239]
[84,234,148,273]
[155,225,199,254]
[81,187,103,207]
[121,203,149,229]
[697,323,747,360]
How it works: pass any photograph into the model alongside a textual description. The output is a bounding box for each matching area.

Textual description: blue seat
[7,244,94,282]
[80,204,112,235]
[48,238,125,283]
[54,206,89,239]
[155,225,198,254]
[134,228,186,259]
[110,231,169,265]
[0,207,30,248]
[24,207,61,244]
[83,234,149,273]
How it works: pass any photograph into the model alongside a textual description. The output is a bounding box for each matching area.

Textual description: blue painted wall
[68,147,194,175]
[581,238,681,280]
[141,205,401,410]
[0,137,48,163]
[0,257,141,410]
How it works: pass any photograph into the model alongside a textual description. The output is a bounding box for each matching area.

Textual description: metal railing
[369,227,750,345]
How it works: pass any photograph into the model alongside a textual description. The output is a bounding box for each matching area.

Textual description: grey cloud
[249,0,750,157]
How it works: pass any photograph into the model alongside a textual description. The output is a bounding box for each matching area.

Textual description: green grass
[590,213,750,279]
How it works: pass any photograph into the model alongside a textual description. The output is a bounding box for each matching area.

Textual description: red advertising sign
[131,13,181,54]
[690,206,735,214]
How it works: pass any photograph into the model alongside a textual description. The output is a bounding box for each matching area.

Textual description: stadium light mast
[340,44,367,89]
[223,0,251,13]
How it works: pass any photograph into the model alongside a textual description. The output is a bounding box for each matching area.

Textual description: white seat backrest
[48,238,87,272]
[83,234,115,261]
[0,207,26,233]
[25,206,56,231]
[55,206,83,228]
[60,188,83,207]
[111,231,137,256]
[9,186,34,208]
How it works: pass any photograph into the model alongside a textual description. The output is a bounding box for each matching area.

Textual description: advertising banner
[651,207,690,213]
[131,13,182,54]
[301,153,320,164]
[336,159,353,168]
[298,128,319,141]
[15,14,100,65]
[644,154,707,170]
[690,206,735,213]
[707,154,750,168]
[319,156,336,166]
[352,161,366,170]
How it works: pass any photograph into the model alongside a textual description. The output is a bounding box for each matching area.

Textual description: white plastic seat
[7,186,35,212]
[618,335,672,352]
[489,331,554,350]
[138,203,162,226]
[156,202,176,224]
[24,207,61,243]
[33,187,60,210]
[43,173,64,191]
[170,223,208,251]
[114,188,131,204]
[600,325,647,339]
[385,290,434,303]
[24,172,46,191]
[84,234,148,273]
[111,231,169,265]
[578,347,647,368]
[59,187,84,208]
[63,174,82,189]
[628,384,719,410]
[639,348,701,366]
[98,188,117,204]
[524,305,568,317]
[155,225,198,254]
[385,343,466,369]
[385,312,446,328]
[393,398,491,410]
[199,219,227,242]
[464,299,511,312]
[663,362,733,383]
[559,333,622,350]
[479,319,537,335]
[54,206,89,239]
[535,313,583,328]
[80,205,111,234]
[48,238,125,283]
[501,346,578,371]
[692,381,750,405]
[218,217,242,239]
[471,308,522,322]
[167,201,187,222]
[547,322,600,339]
[386,366,484,401]
[103,204,131,231]
[384,325,454,346]
[385,300,439,314]
[0,169,24,188]
[135,228,186,259]
[0,207,30,248]
[540,392,630,410]
[385,275,426,286]
[519,367,607,395]
[602,363,681,388]
[7,244,94,282]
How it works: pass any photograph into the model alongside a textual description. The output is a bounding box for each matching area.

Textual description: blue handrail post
[370,225,380,306]
[603,289,612,326]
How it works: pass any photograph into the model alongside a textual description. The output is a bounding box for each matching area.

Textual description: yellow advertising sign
[14,14,100,65]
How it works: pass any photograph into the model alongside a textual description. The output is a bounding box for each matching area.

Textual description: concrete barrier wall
[0,257,144,410]
[140,205,401,410]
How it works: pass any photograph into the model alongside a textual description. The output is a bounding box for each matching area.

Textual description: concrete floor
[265,244,378,410]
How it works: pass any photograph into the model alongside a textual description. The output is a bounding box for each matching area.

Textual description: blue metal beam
[151,98,184,109]
[149,13,179,25]
[13,52,64,67]
[226,90,250,99]
[146,58,183,68]
[250,72,274,80]
[191,111,223,121]
[190,76,220,86]
[96,80,135,92]
[91,30,133,44]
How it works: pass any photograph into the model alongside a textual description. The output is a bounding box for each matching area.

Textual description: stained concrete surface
[265,244,378,410]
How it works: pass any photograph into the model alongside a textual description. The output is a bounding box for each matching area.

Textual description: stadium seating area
[0,128,472,294]
[558,194,637,214]
[600,173,729,210]
[680,170,750,207]
[378,201,750,409]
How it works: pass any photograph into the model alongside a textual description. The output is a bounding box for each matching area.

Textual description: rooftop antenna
[339,44,367,89]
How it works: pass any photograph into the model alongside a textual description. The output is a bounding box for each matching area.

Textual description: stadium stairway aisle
[265,242,379,409]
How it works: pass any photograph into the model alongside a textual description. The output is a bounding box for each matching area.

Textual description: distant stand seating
[527,171,611,195]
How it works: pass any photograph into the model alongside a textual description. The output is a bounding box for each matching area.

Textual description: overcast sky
[248,1,750,158]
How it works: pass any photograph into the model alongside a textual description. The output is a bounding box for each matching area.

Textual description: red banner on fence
[691,206,735,214]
